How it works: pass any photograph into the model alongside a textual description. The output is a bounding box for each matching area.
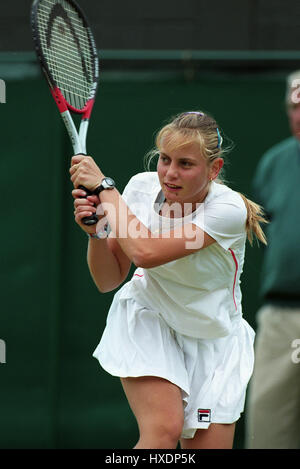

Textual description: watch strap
[94,177,115,195]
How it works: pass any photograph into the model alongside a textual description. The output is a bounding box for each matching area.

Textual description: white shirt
[119,172,247,339]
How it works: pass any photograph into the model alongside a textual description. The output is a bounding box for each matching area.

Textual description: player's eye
[160,154,170,163]
[181,160,192,167]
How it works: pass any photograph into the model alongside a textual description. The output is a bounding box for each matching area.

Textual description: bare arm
[87,236,131,293]
[72,188,131,292]
[99,187,216,268]
[70,155,216,271]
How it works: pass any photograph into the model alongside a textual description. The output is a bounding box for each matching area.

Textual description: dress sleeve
[192,194,247,250]
[121,176,135,204]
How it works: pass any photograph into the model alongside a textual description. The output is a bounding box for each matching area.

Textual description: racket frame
[31,0,100,224]
[31,0,99,154]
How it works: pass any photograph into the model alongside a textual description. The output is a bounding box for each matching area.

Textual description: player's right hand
[72,189,100,233]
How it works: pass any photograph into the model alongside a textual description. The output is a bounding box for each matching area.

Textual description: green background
[0,53,292,448]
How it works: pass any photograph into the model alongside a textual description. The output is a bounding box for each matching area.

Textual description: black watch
[94,177,116,195]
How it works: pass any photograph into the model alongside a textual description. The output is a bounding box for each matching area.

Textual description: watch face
[94,177,115,194]
[105,177,115,187]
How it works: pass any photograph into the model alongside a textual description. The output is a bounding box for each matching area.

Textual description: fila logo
[198,409,211,422]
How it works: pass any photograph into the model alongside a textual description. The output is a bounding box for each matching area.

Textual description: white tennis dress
[93,172,255,439]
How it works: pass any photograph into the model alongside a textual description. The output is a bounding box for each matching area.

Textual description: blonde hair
[145,111,268,246]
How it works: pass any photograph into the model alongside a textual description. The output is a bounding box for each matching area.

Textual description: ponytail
[238,193,268,246]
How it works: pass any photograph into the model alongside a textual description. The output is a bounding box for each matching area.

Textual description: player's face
[157,141,223,209]
[288,103,300,140]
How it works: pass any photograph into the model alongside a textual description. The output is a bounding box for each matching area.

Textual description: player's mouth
[164,182,182,192]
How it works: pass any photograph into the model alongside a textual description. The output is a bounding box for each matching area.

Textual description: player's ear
[209,158,224,180]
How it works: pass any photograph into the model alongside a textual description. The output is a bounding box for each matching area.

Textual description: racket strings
[42,0,85,27]
[36,0,97,110]
[40,36,95,75]
[39,35,94,86]
[38,15,92,44]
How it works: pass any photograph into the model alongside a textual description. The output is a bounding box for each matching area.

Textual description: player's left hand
[70,154,105,192]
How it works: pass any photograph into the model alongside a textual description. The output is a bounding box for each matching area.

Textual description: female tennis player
[69,111,267,449]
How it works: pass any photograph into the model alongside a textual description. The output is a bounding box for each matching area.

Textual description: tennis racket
[31,0,99,225]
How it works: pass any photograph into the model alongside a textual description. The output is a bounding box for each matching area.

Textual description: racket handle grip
[78,185,98,226]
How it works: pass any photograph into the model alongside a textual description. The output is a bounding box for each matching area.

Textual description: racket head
[31,0,99,115]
